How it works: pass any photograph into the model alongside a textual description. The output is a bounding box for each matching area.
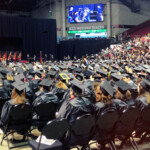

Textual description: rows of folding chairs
[1,102,150,150]
[0,101,56,150]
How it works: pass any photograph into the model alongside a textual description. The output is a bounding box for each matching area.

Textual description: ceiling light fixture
[49,0,52,13]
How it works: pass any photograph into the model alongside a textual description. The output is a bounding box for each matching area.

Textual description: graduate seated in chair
[32,79,59,107]
[0,81,27,126]
[57,80,100,124]
[51,73,69,102]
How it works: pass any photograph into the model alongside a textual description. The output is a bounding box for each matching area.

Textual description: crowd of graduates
[0,34,150,148]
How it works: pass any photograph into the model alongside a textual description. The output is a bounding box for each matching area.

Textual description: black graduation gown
[111,99,128,114]
[32,93,58,107]
[96,101,119,117]
[33,90,44,101]
[0,99,27,126]
[135,96,148,135]
[94,101,118,142]
[0,100,13,126]
[57,97,100,124]
[25,82,34,104]
[0,86,10,100]
[111,99,138,137]
[0,86,11,116]
[4,80,13,94]
[51,87,66,101]
[32,79,41,92]
[57,89,70,111]
[61,89,70,102]
[125,99,136,107]
[135,96,148,112]
[90,90,97,104]
[32,93,58,120]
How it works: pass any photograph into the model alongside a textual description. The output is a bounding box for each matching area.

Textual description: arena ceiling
[0,0,56,12]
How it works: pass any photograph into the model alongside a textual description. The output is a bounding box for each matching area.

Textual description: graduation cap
[68,66,76,72]
[102,64,109,69]
[111,73,122,81]
[16,67,25,74]
[134,67,142,72]
[118,68,125,73]
[75,73,84,81]
[137,73,147,78]
[116,80,131,94]
[146,69,150,74]
[96,69,108,77]
[67,73,74,81]
[141,77,150,86]
[47,70,57,78]
[39,79,53,87]
[59,73,70,81]
[82,70,93,78]
[93,75,102,82]
[110,69,118,73]
[59,65,68,70]
[71,80,85,95]
[142,65,150,69]
[12,81,27,92]
[111,65,119,69]
[100,80,114,97]
[139,79,149,91]
[33,70,42,77]
[74,67,82,73]
[0,68,9,75]
[14,73,25,81]
[121,74,130,78]
[128,81,138,93]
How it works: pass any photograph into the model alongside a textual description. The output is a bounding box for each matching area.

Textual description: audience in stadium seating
[0,34,150,148]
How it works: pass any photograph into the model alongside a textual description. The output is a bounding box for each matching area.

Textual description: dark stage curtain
[59,39,110,60]
[0,16,57,59]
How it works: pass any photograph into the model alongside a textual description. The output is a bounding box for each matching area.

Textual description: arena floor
[0,129,150,150]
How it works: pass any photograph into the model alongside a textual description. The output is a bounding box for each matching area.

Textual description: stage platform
[58,38,110,60]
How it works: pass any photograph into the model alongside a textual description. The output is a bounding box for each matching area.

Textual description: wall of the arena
[31,0,62,38]
[0,10,30,17]
[112,0,150,36]
[31,0,150,38]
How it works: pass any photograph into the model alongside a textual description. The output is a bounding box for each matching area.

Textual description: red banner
[17,52,22,61]
[40,51,42,63]
[13,52,17,62]
[3,52,7,61]
[8,52,12,61]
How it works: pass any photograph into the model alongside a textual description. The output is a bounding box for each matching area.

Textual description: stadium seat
[95,111,119,150]
[113,107,139,150]
[31,101,56,132]
[1,103,32,150]
[135,104,150,143]
[65,114,96,150]
[29,118,69,150]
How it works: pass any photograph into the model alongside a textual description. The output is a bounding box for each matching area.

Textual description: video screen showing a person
[68,4,104,23]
